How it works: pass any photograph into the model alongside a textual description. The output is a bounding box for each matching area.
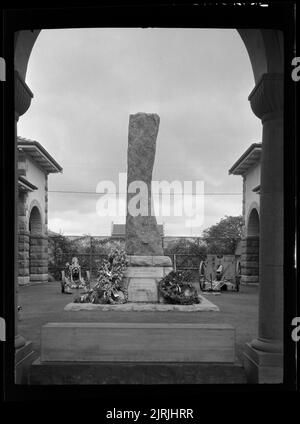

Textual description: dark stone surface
[29,359,246,384]
[15,341,39,384]
[125,113,163,256]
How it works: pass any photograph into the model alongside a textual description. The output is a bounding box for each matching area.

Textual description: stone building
[229,143,261,284]
[111,223,164,239]
[17,137,62,285]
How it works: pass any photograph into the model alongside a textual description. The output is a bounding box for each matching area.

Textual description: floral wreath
[158,271,201,305]
[74,248,128,304]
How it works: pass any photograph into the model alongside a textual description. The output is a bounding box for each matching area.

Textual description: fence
[48,234,241,281]
[48,235,124,280]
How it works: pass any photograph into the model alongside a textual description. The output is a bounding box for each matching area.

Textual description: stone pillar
[125,113,163,256]
[18,191,30,285]
[241,236,259,284]
[14,70,36,382]
[29,234,48,283]
[243,73,283,383]
[124,113,172,302]
[44,175,49,282]
[45,174,48,226]
[18,194,30,286]
[242,176,246,217]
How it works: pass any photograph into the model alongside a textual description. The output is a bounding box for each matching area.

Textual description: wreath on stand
[158,270,201,305]
[74,248,128,304]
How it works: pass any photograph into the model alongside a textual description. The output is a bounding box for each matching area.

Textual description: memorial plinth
[124,255,173,302]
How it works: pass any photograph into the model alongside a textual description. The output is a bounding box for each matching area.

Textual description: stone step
[41,322,235,363]
[29,359,246,384]
[15,341,39,384]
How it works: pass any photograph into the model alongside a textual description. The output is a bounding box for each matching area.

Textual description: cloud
[49,210,112,236]
[19,28,260,236]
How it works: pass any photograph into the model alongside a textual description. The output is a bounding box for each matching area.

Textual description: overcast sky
[18,28,261,236]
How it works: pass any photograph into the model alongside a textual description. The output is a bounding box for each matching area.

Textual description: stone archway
[247,207,260,237]
[241,206,260,285]
[28,203,48,283]
[29,205,42,235]
[14,26,284,383]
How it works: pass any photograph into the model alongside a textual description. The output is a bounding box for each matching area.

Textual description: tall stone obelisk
[126,113,163,256]
[124,113,172,303]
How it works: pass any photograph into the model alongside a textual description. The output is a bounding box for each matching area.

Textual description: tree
[202,215,244,254]
[48,233,75,280]
[164,238,207,257]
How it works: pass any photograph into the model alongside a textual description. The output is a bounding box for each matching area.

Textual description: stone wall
[241,236,259,284]
[29,234,48,282]
[244,162,260,223]
[18,228,30,286]
[18,192,49,285]
[18,193,30,285]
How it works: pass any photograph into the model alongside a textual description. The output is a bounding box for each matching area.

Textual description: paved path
[18,282,258,363]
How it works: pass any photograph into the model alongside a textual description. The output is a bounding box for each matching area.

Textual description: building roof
[48,229,61,237]
[111,223,164,237]
[17,137,63,174]
[18,176,38,192]
[228,143,262,176]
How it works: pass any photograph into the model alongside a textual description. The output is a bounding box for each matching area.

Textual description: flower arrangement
[74,248,128,304]
[158,270,201,305]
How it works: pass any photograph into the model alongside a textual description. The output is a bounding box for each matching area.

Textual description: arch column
[18,192,30,286]
[29,231,49,283]
[241,236,259,285]
[243,73,283,383]
[28,203,46,284]
[14,69,37,382]
[241,208,260,285]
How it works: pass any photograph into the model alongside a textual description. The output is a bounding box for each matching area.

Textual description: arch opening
[29,206,42,236]
[247,207,260,237]
[29,205,48,283]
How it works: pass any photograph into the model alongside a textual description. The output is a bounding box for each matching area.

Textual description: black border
[1,1,297,402]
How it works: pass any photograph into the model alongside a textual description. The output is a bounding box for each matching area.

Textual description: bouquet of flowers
[74,248,128,304]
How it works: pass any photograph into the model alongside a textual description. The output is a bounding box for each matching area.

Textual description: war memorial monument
[29,114,237,384]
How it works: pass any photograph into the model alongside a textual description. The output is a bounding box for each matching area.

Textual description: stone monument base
[63,295,219,311]
[29,360,246,385]
[30,322,242,384]
[39,322,235,363]
[124,256,173,303]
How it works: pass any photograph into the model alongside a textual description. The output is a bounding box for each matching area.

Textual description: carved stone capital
[248,73,283,122]
[15,70,33,119]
